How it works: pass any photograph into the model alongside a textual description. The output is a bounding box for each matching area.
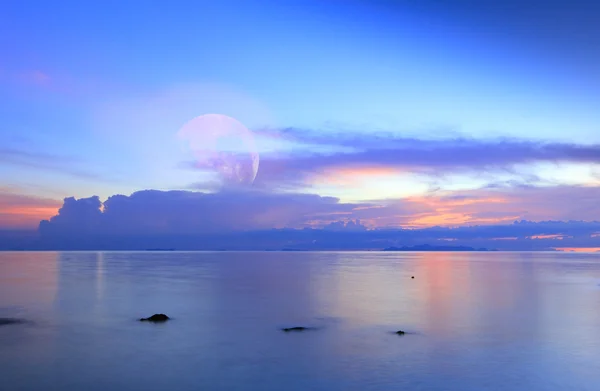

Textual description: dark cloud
[39,190,361,236]
[249,129,600,185]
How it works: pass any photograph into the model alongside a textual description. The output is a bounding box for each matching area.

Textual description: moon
[177,114,259,186]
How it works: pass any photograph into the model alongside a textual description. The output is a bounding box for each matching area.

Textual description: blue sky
[1,0,600,247]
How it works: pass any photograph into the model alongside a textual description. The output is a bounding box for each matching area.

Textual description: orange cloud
[409,212,518,227]
[405,195,507,208]
[301,185,600,229]
[401,195,515,227]
[311,165,404,186]
[0,193,61,229]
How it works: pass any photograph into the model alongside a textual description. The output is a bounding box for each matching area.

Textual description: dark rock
[411,276,414,279]
[139,314,170,322]
[282,326,312,332]
[395,330,406,335]
[0,318,25,326]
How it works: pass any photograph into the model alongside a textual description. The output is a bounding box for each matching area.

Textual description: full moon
[177,114,259,185]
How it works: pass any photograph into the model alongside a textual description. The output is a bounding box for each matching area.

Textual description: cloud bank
[22,187,600,250]
[4,127,600,250]
[39,190,360,235]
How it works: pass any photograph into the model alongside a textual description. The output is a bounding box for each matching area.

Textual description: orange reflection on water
[0,252,59,305]
[413,253,475,335]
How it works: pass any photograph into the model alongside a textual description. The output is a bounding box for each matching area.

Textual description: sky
[1,0,600,250]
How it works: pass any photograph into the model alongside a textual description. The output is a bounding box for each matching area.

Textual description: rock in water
[0,318,25,326]
[395,330,406,335]
[282,326,311,332]
[140,314,170,322]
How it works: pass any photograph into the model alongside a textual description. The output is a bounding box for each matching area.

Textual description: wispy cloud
[19,70,51,86]
[353,185,600,228]
[0,191,61,228]
[0,147,107,180]
[0,69,52,87]
[252,129,600,186]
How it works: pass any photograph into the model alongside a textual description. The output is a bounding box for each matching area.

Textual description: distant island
[144,248,175,251]
[383,244,494,252]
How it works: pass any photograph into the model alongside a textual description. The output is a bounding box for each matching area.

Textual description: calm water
[1,251,600,390]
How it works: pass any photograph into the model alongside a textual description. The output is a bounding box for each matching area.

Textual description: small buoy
[411,276,415,279]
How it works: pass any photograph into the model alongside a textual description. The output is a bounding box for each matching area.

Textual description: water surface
[1,251,600,390]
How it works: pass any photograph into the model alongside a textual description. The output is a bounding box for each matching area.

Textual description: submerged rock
[282,326,313,332]
[139,314,170,322]
[0,318,25,326]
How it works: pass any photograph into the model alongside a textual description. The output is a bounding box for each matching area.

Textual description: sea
[1,251,600,391]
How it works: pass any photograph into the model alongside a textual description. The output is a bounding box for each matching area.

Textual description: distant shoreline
[3,249,595,253]
[382,244,495,252]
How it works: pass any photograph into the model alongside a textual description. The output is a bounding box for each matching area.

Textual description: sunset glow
[1,0,599,252]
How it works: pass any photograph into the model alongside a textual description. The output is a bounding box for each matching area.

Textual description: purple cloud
[39,190,363,236]
[29,185,600,250]
[245,129,600,185]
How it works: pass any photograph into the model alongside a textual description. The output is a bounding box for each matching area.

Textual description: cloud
[0,147,107,180]
[39,190,362,236]
[0,70,52,87]
[32,184,600,236]
[21,70,51,86]
[350,185,600,228]
[247,128,600,186]
[29,186,600,250]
